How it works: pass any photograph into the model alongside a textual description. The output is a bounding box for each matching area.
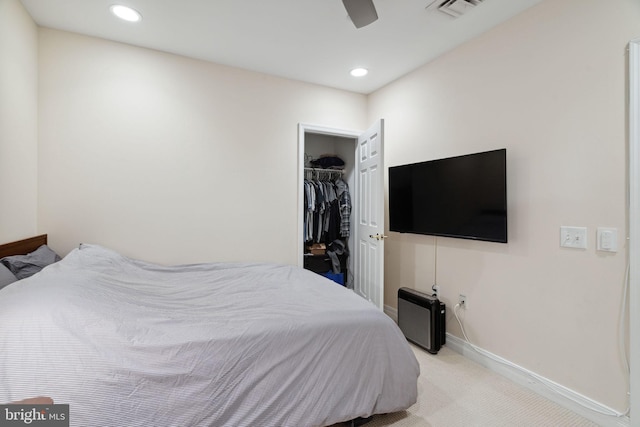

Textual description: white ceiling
[20,0,543,94]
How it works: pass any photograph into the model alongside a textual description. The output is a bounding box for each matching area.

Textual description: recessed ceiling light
[110,5,142,22]
[350,68,368,77]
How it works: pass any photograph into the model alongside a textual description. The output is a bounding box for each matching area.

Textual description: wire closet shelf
[304,167,344,180]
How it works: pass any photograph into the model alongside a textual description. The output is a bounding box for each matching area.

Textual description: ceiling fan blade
[342,0,378,29]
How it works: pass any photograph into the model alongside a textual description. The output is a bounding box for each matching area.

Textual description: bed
[0,235,419,427]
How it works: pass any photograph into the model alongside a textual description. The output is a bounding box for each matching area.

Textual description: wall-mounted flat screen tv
[389,148,507,243]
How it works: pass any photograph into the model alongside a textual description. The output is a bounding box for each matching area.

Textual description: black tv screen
[389,149,507,243]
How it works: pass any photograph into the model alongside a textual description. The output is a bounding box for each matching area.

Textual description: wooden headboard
[0,234,48,258]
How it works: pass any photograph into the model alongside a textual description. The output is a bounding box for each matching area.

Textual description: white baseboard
[445,333,629,427]
[387,301,629,425]
[384,304,397,322]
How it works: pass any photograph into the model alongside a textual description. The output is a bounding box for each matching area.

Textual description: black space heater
[397,287,446,354]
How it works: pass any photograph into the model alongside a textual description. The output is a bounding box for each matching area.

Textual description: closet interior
[302,133,356,288]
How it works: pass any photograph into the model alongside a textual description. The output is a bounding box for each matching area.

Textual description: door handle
[369,233,388,241]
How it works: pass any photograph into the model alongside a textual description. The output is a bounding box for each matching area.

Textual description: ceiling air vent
[426,0,485,18]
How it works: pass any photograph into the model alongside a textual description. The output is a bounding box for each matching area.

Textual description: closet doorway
[297,121,385,310]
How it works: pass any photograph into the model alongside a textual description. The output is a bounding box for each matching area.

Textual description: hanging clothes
[334,178,351,238]
[303,170,352,287]
[326,239,348,274]
[303,180,316,242]
[303,171,351,245]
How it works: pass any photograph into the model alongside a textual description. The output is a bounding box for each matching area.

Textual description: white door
[354,119,385,310]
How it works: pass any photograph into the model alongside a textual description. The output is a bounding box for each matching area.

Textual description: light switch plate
[560,226,587,249]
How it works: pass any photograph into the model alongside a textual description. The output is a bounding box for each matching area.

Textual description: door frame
[297,123,361,268]
[629,38,640,423]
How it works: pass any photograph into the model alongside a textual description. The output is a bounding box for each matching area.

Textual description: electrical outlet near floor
[459,294,467,308]
[432,284,440,298]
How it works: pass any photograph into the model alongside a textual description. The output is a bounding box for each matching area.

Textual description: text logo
[0,405,69,426]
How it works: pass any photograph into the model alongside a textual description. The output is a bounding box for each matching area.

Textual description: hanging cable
[615,260,630,416]
[619,262,630,376]
[431,237,438,297]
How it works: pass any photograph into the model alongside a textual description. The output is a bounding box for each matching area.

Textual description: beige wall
[0,0,38,241]
[37,28,367,265]
[370,0,639,412]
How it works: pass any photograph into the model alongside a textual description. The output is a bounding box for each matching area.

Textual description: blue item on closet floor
[321,272,344,286]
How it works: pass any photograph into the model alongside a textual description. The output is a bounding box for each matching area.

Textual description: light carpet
[342,344,600,427]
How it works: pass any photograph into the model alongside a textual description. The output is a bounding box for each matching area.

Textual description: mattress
[0,244,419,427]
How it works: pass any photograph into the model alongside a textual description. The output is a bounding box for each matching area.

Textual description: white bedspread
[0,245,419,427]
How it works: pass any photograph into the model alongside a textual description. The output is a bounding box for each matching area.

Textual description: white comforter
[0,245,419,427]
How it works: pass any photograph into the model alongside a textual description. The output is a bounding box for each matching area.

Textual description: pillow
[0,244,61,280]
[0,264,18,289]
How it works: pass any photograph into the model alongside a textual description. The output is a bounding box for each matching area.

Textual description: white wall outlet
[459,294,467,308]
[560,226,588,249]
[596,227,618,252]
[432,284,439,298]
